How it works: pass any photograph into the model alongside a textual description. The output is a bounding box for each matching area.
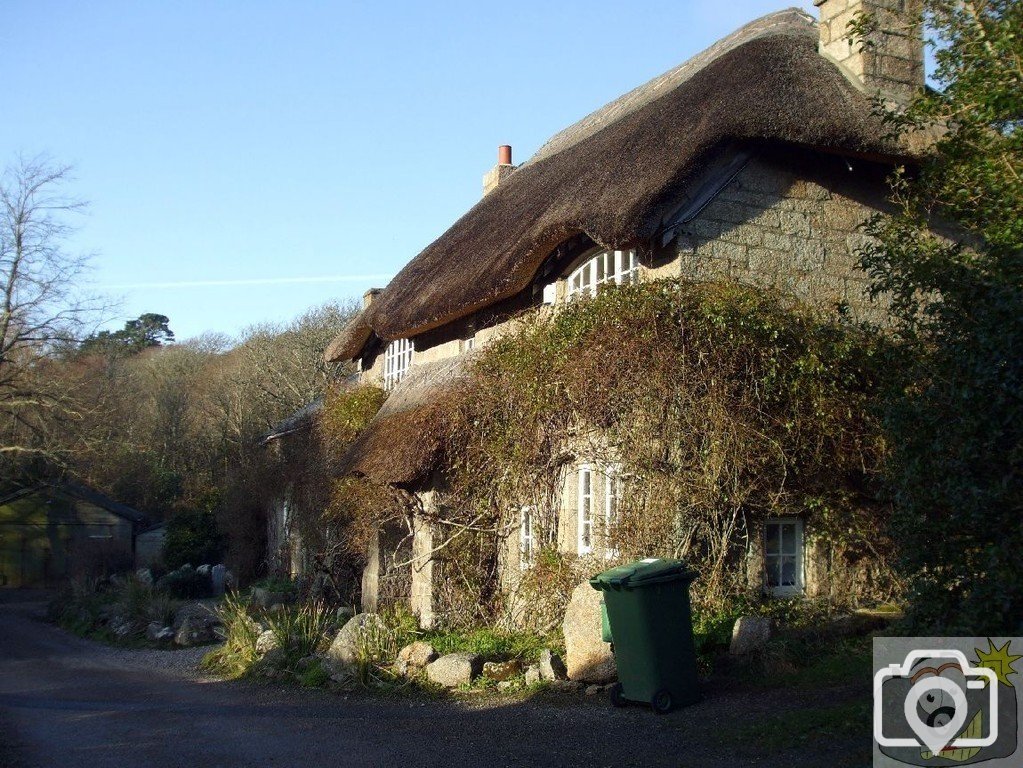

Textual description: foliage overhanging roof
[336,356,467,485]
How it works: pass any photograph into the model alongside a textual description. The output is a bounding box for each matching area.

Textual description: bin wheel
[609,683,627,708]
[651,688,674,714]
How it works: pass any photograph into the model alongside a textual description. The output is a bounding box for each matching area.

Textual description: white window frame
[567,249,639,299]
[764,518,804,597]
[603,465,622,560]
[383,338,414,390]
[519,506,535,568]
[460,335,475,354]
[577,464,593,555]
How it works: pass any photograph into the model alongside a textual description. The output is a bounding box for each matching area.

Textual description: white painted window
[604,465,622,559]
[567,249,639,299]
[383,338,414,389]
[519,506,535,567]
[578,464,593,555]
[541,282,558,305]
[764,518,804,597]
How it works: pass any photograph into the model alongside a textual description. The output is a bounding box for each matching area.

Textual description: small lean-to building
[322,4,927,625]
[0,482,148,587]
[260,398,325,580]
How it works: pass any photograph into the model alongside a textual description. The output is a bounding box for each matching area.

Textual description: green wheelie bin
[590,558,700,713]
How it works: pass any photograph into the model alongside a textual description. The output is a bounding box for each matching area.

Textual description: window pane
[780,557,796,586]
[606,475,618,523]
[765,557,780,587]
[765,523,779,555]
[579,467,592,551]
[782,523,795,555]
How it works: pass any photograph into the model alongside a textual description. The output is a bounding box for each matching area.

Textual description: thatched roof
[337,356,468,484]
[357,9,910,342]
[324,310,373,363]
[261,398,324,444]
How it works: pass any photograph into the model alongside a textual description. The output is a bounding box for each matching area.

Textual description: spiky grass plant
[202,592,261,677]
[265,600,335,665]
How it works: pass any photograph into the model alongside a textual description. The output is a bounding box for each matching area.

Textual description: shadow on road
[0,593,869,768]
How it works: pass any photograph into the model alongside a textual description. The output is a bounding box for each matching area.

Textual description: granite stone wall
[664,154,891,325]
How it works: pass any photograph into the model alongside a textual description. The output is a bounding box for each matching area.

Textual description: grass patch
[297,658,331,688]
[266,601,335,665]
[785,636,872,687]
[725,699,870,755]
[733,635,872,689]
[422,627,560,662]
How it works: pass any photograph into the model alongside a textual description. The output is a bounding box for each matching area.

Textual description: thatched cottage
[321,3,925,626]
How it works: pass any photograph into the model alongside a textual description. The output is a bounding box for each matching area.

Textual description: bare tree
[0,156,98,468]
[230,301,357,427]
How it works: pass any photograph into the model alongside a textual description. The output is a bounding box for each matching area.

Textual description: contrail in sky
[105,274,393,289]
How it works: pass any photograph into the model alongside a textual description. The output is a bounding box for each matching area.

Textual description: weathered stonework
[672,154,889,325]
[410,496,435,628]
[816,0,924,106]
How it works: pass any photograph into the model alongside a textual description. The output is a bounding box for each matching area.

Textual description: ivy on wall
[318,280,901,624]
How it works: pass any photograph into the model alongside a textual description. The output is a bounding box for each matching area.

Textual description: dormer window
[567,249,638,299]
[383,338,414,390]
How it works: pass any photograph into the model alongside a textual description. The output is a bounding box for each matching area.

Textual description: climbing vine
[313,280,900,625]
[436,279,898,619]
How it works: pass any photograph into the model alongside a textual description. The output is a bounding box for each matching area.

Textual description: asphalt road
[0,592,868,768]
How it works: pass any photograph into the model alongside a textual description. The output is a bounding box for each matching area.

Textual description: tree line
[0,156,355,578]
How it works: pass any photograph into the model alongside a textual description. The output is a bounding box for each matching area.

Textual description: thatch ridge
[365,9,909,342]
[324,309,374,363]
[529,8,817,165]
[261,398,324,444]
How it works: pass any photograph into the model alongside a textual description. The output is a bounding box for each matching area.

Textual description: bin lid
[589,558,696,589]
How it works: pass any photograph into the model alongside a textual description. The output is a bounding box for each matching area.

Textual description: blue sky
[2,1,815,342]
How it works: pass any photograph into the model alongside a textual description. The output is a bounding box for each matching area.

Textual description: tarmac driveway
[0,592,868,767]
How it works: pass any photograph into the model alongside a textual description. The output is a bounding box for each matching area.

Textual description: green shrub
[164,508,225,570]
[157,566,213,599]
[51,578,107,635]
[250,576,298,597]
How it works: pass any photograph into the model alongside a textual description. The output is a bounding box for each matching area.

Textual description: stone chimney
[362,288,381,309]
[815,0,924,106]
[482,145,515,196]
